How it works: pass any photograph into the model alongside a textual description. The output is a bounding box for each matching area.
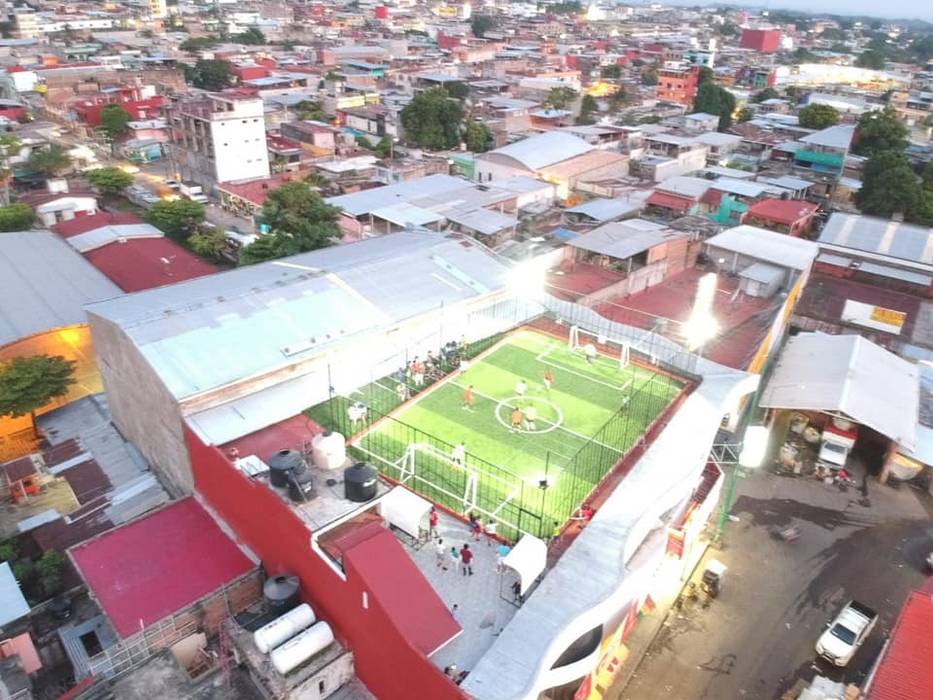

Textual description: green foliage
[355,135,374,150]
[576,94,598,125]
[600,64,621,80]
[445,81,470,100]
[792,47,821,63]
[752,87,779,103]
[856,151,922,219]
[187,227,227,261]
[11,558,33,582]
[0,541,17,562]
[190,59,233,91]
[36,551,64,597]
[641,65,658,86]
[854,106,909,157]
[374,136,394,159]
[0,202,34,231]
[233,27,266,45]
[470,14,496,38]
[400,88,464,150]
[737,107,754,123]
[856,49,886,69]
[98,104,131,141]
[830,43,851,54]
[798,103,839,129]
[295,100,326,122]
[179,35,219,52]
[820,27,846,41]
[241,182,340,264]
[549,1,582,14]
[86,166,133,195]
[464,120,493,153]
[324,70,343,82]
[27,144,71,176]
[146,198,206,240]
[692,82,736,131]
[697,66,714,85]
[717,21,740,37]
[543,86,578,110]
[0,355,76,419]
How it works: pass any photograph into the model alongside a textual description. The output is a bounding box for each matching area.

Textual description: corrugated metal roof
[67,224,163,253]
[759,333,918,449]
[86,233,510,400]
[0,562,30,627]
[656,175,711,199]
[865,590,933,700]
[446,208,517,236]
[485,131,594,171]
[706,225,819,271]
[326,174,469,217]
[371,202,444,227]
[567,219,684,259]
[566,198,642,222]
[0,231,123,346]
[818,213,933,266]
[799,124,855,150]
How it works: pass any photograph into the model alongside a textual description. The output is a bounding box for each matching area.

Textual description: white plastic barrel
[271,621,335,675]
[253,603,316,654]
[311,431,347,471]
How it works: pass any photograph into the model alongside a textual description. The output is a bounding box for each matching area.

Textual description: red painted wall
[740,29,781,53]
[185,426,464,700]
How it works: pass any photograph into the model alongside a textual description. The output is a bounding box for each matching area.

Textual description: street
[618,463,933,700]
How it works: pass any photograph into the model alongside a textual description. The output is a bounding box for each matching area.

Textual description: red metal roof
[51,211,142,238]
[645,191,693,212]
[84,238,219,292]
[70,498,254,638]
[218,173,301,207]
[746,198,818,226]
[341,523,460,656]
[866,590,933,700]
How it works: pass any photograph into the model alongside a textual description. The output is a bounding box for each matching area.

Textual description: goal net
[568,325,630,369]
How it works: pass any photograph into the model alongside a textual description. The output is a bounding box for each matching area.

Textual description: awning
[645,191,693,212]
[379,486,432,539]
[502,535,547,595]
[0,562,30,627]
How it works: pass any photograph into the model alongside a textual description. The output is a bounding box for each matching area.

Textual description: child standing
[460,544,474,576]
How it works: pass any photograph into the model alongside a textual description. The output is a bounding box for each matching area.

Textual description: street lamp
[712,425,768,547]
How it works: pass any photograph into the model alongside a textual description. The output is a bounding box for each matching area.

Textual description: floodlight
[684,272,719,350]
[508,259,547,297]
[738,425,769,468]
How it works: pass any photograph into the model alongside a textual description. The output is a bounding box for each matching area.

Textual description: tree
[250,181,340,262]
[295,100,326,122]
[190,59,233,91]
[798,103,839,129]
[856,151,922,219]
[0,134,21,206]
[576,94,598,125]
[471,14,496,38]
[355,135,374,150]
[600,64,621,80]
[641,65,658,86]
[737,107,754,123]
[36,551,65,598]
[0,203,34,231]
[400,88,464,150]
[239,233,285,265]
[0,355,76,435]
[445,81,470,100]
[233,27,266,45]
[146,198,206,240]
[26,145,71,176]
[697,66,714,85]
[692,82,736,131]
[179,35,219,52]
[856,49,886,69]
[752,87,780,103]
[543,86,578,110]
[98,104,131,142]
[187,227,227,261]
[854,106,909,157]
[86,167,133,196]
[464,120,493,153]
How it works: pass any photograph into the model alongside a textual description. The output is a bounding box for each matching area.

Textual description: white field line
[536,346,634,393]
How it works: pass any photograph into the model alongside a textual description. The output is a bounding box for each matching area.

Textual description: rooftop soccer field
[345,329,684,539]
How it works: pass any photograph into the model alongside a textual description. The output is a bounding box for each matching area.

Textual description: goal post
[568,325,630,369]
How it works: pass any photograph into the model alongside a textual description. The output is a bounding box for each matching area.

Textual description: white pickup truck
[815,600,877,667]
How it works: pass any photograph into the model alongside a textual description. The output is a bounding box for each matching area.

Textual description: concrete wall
[474,154,531,184]
[87,312,192,496]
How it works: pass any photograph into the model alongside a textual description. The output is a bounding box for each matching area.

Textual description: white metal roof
[799,124,855,150]
[568,219,684,259]
[446,208,517,236]
[0,231,123,346]
[326,174,469,217]
[818,213,933,267]
[565,198,642,222]
[0,562,30,627]
[655,175,712,199]
[484,131,594,172]
[759,333,918,449]
[706,225,819,271]
[370,202,444,227]
[67,223,163,253]
[710,177,771,198]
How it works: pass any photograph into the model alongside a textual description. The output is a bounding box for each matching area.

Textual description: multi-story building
[740,29,782,53]
[170,92,270,191]
[149,0,168,20]
[656,65,699,107]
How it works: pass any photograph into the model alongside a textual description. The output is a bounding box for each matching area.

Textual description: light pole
[712,425,769,546]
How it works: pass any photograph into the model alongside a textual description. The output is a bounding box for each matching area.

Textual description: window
[550,625,603,669]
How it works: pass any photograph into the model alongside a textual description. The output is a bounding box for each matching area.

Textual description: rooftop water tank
[344,462,378,502]
[271,621,335,676]
[264,573,300,612]
[311,431,347,471]
[288,469,314,503]
[253,603,316,654]
[268,449,305,487]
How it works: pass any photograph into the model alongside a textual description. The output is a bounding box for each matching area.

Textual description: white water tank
[271,621,335,675]
[253,603,316,654]
[311,431,347,471]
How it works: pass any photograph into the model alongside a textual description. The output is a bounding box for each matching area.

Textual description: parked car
[815,600,877,667]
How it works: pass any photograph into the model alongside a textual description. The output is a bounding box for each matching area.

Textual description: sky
[682,1,933,23]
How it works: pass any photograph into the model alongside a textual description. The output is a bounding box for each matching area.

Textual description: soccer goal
[568,325,630,369]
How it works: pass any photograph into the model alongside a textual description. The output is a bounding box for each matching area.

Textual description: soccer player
[396,382,410,403]
[515,379,527,398]
[451,442,466,466]
[523,403,537,431]
[543,368,553,393]
[462,384,474,411]
[510,406,523,433]
[460,543,474,576]
[584,343,597,365]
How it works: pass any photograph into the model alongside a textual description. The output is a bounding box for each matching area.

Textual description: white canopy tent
[0,562,30,627]
[379,486,433,539]
[502,535,548,595]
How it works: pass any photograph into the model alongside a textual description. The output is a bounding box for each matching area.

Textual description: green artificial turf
[336,330,683,539]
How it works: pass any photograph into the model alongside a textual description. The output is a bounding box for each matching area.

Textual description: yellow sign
[869,306,906,330]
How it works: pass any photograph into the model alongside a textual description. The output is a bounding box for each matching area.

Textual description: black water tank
[268,449,305,487]
[264,573,300,612]
[345,462,378,502]
[288,469,314,503]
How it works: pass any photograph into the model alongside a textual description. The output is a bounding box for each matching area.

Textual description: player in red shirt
[460,544,474,576]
